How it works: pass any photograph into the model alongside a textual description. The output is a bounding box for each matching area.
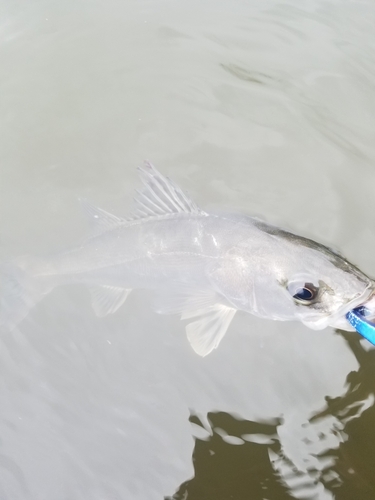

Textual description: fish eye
[287,282,318,305]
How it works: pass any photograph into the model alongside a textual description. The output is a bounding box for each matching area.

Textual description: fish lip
[327,285,375,330]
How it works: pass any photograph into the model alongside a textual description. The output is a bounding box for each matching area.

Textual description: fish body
[1,163,374,355]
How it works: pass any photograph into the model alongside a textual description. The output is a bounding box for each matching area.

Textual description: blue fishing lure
[346,307,375,345]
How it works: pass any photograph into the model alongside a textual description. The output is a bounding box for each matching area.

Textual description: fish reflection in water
[308,332,375,499]
[0,162,374,354]
[176,337,375,500]
[166,412,294,500]
[167,333,375,500]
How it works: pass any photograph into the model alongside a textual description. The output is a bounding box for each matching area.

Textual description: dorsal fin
[79,199,125,235]
[130,161,207,219]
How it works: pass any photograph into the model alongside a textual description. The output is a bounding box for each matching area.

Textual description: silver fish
[1,163,374,356]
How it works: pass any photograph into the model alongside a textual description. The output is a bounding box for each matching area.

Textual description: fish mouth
[328,285,375,331]
[302,285,375,331]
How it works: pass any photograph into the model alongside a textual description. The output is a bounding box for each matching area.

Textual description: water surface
[1,0,375,498]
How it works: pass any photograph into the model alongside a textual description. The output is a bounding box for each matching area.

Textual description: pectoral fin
[89,286,131,317]
[182,305,236,357]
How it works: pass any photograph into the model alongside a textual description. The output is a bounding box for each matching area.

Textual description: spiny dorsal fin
[130,162,207,220]
[79,199,126,235]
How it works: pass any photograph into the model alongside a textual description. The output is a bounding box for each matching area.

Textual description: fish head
[281,262,373,332]
[260,229,374,331]
[213,223,374,332]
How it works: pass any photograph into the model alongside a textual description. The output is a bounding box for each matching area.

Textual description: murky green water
[1,0,375,498]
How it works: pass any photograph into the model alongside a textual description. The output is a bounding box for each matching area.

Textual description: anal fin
[89,286,131,317]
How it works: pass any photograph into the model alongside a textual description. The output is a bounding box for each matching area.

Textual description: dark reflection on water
[311,332,375,499]
[167,333,375,500]
[167,412,294,500]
